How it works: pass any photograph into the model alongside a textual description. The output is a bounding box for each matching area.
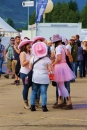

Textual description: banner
[36,0,48,23]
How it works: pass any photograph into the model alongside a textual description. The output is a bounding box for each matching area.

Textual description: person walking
[4,37,15,79]
[29,42,52,112]
[19,39,33,109]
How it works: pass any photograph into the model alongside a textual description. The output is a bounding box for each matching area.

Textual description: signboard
[22,1,34,7]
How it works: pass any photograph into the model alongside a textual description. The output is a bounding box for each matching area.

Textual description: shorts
[12,60,17,73]
[7,59,12,70]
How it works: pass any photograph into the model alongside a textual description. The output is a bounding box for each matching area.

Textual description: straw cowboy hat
[33,36,45,43]
[32,42,47,58]
[51,34,62,43]
[18,39,33,49]
[70,36,75,40]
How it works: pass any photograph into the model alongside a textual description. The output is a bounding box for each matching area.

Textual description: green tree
[7,18,15,28]
[52,2,61,22]
[45,11,53,23]
[68,0,78,12]
[80,3,87,28]
[59,2,69,22]
[67,10,79,22]
[29,11,35,25]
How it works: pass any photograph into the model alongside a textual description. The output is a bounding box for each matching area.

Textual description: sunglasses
[11,40,15,41]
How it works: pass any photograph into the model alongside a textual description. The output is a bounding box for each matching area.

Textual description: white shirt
[56,45,67,55]
[66,44,72,53]
[20,53,31,74]
[30,56,51,84]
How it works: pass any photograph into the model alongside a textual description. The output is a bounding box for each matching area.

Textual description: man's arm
[14,45,20,54]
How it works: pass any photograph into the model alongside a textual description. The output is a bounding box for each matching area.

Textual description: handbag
[49,73,57,87]
[28,57,45,87]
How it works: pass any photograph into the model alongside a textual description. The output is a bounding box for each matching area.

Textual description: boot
[30,105,36,111]
[35,98,40,108]
[61,96,73,110]
[24,100,29,109]
[42,105,48,112]
[11,74,15,79]
[4,74,9,79]
[53,96,64,109]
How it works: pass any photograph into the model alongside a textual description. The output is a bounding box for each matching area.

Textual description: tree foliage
[80,3,87,28]
[7,18,15,28]
[68,0,78,12]
[28,0,87,28]
[29,11,36,25]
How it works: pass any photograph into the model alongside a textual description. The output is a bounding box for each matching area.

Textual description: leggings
[57,82,69,98]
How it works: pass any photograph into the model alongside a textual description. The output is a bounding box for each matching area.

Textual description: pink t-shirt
[56,45,67,63]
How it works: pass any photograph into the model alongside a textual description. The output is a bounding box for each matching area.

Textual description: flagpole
[28,0,30,30]
[36,0,38,36]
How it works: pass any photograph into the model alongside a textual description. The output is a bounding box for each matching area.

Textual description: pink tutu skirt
[54,62,76,82]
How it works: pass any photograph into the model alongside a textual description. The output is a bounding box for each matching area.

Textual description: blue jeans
[30,82,48,106]
[76,61,83,77]
[71,62,77,80]
[36,88,40,99]
[56,81,70,102]
[0,57,4,75]
[20,73,30,100]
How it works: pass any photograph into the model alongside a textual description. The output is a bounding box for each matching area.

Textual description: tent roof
[0,17,17,32]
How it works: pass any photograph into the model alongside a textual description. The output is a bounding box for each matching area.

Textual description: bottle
[25,76,28,84]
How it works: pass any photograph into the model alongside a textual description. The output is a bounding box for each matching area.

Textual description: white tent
[0,17,17,32]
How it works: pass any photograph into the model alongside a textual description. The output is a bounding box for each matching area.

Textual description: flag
[36,0,48,23]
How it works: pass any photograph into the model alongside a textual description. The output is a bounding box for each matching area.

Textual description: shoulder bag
[28,57,45,87]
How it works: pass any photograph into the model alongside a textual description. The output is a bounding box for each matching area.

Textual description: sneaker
[4,74,9,79]
[11,75,15,79]
[16,80,20,85]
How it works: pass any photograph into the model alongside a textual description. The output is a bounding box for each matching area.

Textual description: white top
[55,45,67,63]
[20,53,31,74]
[50,44,55,53]
[30,56,51,84]
[56,45,67,55]
[66,44,72,53]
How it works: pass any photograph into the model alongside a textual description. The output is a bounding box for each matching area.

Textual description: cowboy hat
[51,34,62,43]
[33,36,45,43]
[32,42,47,58]
[70,36,75,40]
[18,39,33,49]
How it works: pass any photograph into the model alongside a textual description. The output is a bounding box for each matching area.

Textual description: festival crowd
[0,34,87,112]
